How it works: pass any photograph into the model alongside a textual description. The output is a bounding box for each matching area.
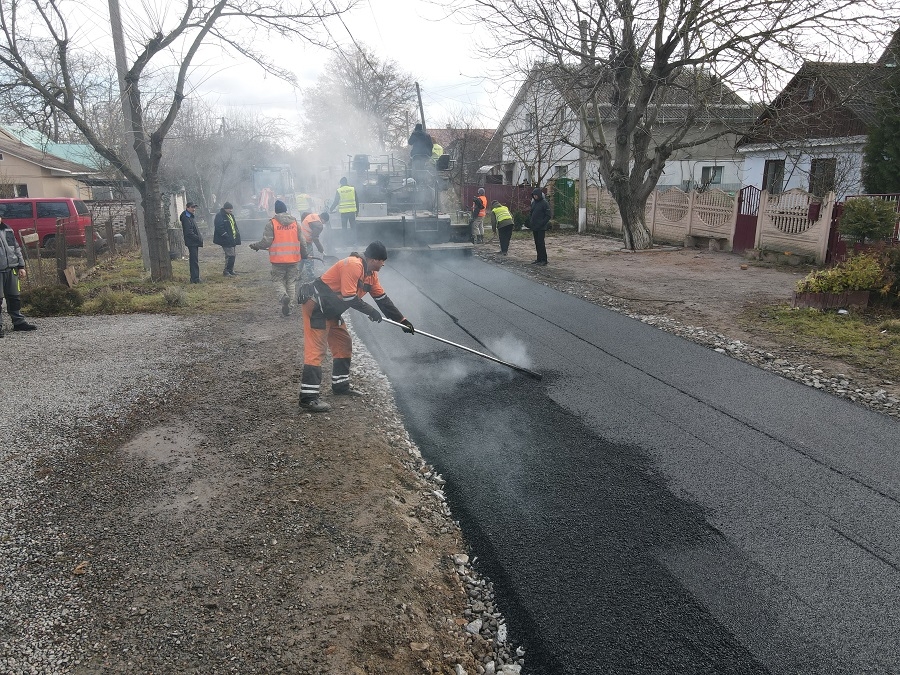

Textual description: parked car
[0,197,105,252]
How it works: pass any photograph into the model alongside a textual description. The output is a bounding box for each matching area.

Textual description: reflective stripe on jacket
[337,185,357,213]
[269,217,302,263]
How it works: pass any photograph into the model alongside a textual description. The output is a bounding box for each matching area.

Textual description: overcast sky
[192,0,514,132]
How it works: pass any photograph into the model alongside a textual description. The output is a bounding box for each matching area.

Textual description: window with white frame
[701,166,723,185]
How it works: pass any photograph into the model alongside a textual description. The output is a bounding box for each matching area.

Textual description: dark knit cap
[223,202,233,209]
[532,188,542,196]
[364,241,388,261]
[274,199,287,214]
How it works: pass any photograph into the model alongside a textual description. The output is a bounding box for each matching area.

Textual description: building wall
[0,152,88,198]
[739,137,864,199]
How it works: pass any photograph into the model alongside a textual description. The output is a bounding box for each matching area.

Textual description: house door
[733,186,760,253]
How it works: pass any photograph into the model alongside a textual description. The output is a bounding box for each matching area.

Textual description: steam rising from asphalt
[484,334,534,371]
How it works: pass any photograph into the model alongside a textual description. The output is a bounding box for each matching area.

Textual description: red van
[0,197,103,251]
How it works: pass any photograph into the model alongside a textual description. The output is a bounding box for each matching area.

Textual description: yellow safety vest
[269,218,302,264]
[491,204,513,225]
[296,193,311,211]
[337,185,357,214]
[431,143,444,160]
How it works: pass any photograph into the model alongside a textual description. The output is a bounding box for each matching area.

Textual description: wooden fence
[17,211,141,289]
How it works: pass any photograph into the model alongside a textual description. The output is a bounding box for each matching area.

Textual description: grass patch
[21,250,261,318]
[741,303,900,381]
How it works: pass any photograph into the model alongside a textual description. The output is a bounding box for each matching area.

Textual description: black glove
[249,243,259,251]
[400,319,415,334]
[366,306,382,322]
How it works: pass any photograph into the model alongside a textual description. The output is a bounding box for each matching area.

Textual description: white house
[483,64,754,195]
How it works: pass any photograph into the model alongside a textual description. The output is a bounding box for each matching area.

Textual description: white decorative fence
[585,185,834,263]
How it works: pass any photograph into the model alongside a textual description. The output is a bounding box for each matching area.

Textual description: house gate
[732,186,760,253]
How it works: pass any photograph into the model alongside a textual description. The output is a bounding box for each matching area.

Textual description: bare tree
[301,44,417,164]
[500,70,578,188]
[160,100,288,216]
[0,0,350,280]
[460,0,900,249]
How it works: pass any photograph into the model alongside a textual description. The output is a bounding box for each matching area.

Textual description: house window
[809,158,837,196]
[556,165,567,178]
[525,113,537,132]
[801,82,816,102]
[15,184,27,197]
[701,166,723,185]
[763,159,785,194]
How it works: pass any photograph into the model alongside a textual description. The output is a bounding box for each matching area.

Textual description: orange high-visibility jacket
[301,213,324,247]
[269,216,302,263]
[474,195,487,217]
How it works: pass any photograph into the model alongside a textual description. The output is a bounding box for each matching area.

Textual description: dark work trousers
[0,268,26,325]
[187,246,201,282]
[498,224,513,253]
[533,229,548,263]
[339,212,356,230]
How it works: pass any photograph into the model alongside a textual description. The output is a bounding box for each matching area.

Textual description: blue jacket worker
[0,217,37,335]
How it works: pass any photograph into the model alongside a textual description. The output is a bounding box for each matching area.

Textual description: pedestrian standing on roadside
[0,216,36,336]
[248,199,306,317]
[528,187,551,266]
[298,241,414,413]
[213,201,241,277]
[489,200,515,256]
[180,202,203,284]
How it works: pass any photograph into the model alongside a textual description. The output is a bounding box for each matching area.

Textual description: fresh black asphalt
[352,252,900,675]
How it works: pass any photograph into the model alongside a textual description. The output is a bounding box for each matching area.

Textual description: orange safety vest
[475,195,487,217]
[301,213,324,246]
[269,217,302,263]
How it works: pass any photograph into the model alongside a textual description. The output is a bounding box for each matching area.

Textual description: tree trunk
[610,187,652,250]
[141,172,173,280]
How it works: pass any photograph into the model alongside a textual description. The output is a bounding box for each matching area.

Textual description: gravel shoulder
[3,234,897,675]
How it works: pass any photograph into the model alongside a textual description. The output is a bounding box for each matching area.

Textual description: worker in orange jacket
[470,187,488,244]
[299,211,329,287]
[299,241,414,413]
[248,199,306,317]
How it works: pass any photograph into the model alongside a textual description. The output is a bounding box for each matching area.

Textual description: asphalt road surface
[353,252,899,675]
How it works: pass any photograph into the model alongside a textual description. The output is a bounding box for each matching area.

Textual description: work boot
[333,388,364,397]
[13,321,37,331]
[0,324,4,338]
[300,398,331,413]
[281,295,291,317]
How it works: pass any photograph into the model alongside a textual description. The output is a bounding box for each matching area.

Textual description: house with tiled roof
[484,63,754,193]
[737,29,899,199]
[0,127,97,198]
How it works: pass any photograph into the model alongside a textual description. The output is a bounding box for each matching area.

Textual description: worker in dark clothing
[180,202,203,283]
[489,200,515,255]
[408,123,434,170]
[213,202,241,276]
[298,241,414,413]
[0,216,36,335]
[528,187,552,266]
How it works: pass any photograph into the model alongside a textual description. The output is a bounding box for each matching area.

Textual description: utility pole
[109,0,150,272]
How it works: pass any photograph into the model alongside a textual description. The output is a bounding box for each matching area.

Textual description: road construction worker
[0,216,36,335]
[248,199,306,317]
[408,123,434,171]
[329,177,359,232]
[298,241,414,413]
[470,188,488,244]
[489,200,515,256]
[299,211,329,286]
[296,191,312,213]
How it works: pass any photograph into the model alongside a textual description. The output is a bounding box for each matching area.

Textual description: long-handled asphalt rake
[382,317,543,381]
